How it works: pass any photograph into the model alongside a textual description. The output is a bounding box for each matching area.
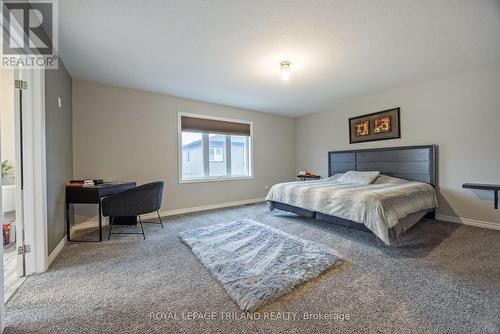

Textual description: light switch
[58,97,62,108]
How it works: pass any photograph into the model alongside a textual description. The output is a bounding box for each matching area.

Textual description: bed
[266,145,438,245]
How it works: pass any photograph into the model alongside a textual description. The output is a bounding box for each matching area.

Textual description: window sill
[179,176,254,184]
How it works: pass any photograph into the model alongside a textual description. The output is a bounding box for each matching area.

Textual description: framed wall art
[348,107,400,144]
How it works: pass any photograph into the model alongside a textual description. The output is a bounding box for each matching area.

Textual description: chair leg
[138,215,146,240]
[107,216,114,240]
[157,210,164,229]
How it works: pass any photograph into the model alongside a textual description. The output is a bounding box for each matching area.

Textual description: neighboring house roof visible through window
[182,134,245,150]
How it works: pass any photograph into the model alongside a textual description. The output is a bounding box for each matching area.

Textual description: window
[208,134,226,176]
[230,135,250,176]
[209,147,223,162]
[181,132,203,180]
[179,113,252,182]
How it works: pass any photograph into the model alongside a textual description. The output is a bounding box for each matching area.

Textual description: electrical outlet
[264,184,270,191]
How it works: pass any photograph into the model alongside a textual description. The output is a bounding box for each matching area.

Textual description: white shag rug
[178,219,343,311]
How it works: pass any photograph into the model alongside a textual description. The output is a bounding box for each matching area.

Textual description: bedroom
[0,1,499,333]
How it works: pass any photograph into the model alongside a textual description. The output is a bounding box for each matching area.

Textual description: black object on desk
[462,183,500,209]
[65,182,136,242]
[297,175,321,181]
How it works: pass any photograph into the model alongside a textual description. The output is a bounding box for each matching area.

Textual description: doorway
[0,69,25,301]
[1,67,48,304]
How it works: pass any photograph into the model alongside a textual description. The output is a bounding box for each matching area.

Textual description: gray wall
[45,62,73,254]
[296,61,500,225]
[72,80,296,222]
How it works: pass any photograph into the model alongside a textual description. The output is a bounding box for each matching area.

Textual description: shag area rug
[178,219,343,311]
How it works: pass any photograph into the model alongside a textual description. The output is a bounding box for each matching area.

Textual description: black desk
[462,183,500,209]
[66,182,136,242]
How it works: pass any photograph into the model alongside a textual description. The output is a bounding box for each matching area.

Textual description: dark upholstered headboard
[328,145,437,187]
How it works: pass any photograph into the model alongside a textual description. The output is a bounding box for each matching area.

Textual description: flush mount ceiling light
[280,61,291,81]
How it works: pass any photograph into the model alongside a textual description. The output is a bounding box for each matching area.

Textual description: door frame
[1,15,49,334]
[14,68,48,275]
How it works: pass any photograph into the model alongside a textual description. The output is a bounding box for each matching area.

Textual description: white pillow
[326,173,344,181]
[337,171,380,185]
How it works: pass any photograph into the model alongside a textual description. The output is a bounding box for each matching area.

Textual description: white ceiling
[58,0,500,117]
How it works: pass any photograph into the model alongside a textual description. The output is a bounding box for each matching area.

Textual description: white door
[13,68,45,276]
[13,70,28,276]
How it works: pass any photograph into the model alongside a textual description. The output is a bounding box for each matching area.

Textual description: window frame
[178,112,254,184]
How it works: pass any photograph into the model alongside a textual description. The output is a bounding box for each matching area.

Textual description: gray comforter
[265,175,438,244]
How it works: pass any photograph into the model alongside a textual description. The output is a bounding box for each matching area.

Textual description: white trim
[177,111,254,184]
[225,135,231,174]
[10,67,48,279]
[48,238,66,266]
[436,214,500,230]
[31,69,49,273]
[13,70,25,278]
[154,197,264,218]
[179,175,255,184]
[16,68,48,274]
[202,132,209,176]
[72,198,265,233]
[70,217,109,234]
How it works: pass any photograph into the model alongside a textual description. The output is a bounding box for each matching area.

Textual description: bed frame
[269,145,438,232]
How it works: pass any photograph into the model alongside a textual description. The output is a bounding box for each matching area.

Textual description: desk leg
[495,190,498,210]
[98,201,103,242]
[66,202,71,241]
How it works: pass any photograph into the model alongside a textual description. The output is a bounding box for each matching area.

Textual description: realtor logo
[1,0,58,68]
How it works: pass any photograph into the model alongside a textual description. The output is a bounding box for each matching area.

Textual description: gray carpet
[178,219,343,311]
[5,203,500,334]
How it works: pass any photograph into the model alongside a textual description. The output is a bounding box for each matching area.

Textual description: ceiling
[58,0,500,117]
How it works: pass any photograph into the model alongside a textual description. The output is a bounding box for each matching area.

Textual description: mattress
[265,175,438,245]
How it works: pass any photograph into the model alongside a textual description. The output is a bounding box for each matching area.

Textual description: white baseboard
[436,214,500,230]
[48,237,66,266]
[71,197,266,232]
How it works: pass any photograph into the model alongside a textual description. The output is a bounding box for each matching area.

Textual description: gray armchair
[102,181,164,240]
